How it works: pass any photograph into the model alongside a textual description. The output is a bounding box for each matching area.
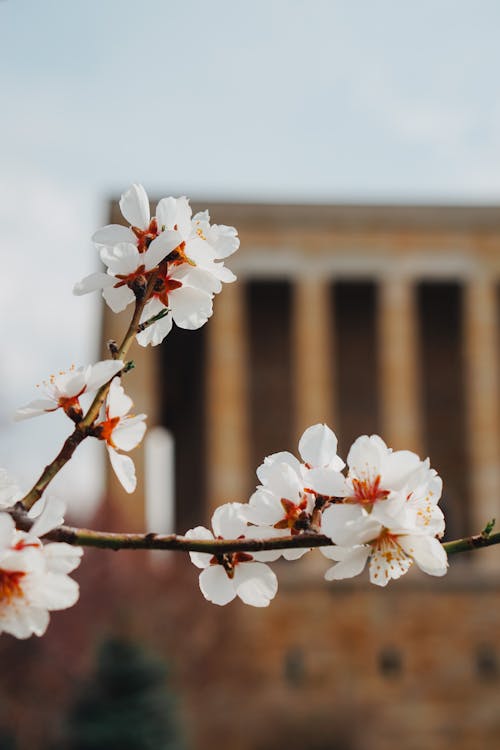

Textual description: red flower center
[0,569,25,603]
[98,412,121,448]
[132,219,159,253]
[274,497,310,535]
[152,268,183,307]
[347,474,389,510]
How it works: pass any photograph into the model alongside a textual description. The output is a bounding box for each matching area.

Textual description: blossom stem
[136,307,170,333]
[19,274,158,511]
[10,506,500,556]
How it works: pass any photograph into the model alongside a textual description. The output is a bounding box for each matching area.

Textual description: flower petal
[170,286,213,330]
[399,534,448,577]
[324,545,370,580]
[234,562,278,607]
[184,526,214,568]
[73,272,115,296]
[30,495,66,538]
[84,360,124,393]
[211,503,248,539]
[43,543,83,574]
[119,184,150,228]
[14,399,58,421]
[299,424,343,469]
[199,565,236,605]
[144,230,183,269]
[107,447,136,493]
[92,224,136,246]
[106,377,132,419]
[112,415,147,452]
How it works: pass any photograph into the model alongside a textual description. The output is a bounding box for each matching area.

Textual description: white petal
[73,272,115,295]
[399,534,448,577]
[102,284,135,314]
[144,230,182,269]
[30,495,66,537]
[369,537,412,586]
[170,286,213,330]
[211,264,236,284]
[107,447,136,493]
[84,360,124,393]
[92,224,136,246]
[29,572,80,610]
[304,467,347,497]
[100,243,141,275]
[112,415,147,452]
[136,306,173,347]
[234,562,278,607]
[119,183,150,228]
[0,606,50,639]
[14,399,58,421]
[256,451,302,485]
[199,565,236,605]
[207,224,240,259]
[156,196,192,236]
[324,545,370,580]
[106,377,132,419]
[184,526,214,568]
[211,503,248,539]
[321,504,374,545]
[382,450,422,490]
[260,462,303,503]
[244,488,284,526]
[299,424,342,468]
[43,543,83,574]
[282,547,310,560]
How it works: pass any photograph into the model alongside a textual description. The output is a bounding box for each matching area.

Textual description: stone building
[101,201,500,750]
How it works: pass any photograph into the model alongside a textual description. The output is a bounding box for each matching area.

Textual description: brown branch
[19,273,158,511]
[10,506,500,557]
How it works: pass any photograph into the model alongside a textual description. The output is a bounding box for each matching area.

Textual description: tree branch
[19,273,158,511]
[10,506,500,557]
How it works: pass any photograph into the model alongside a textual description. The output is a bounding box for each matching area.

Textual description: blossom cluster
[186,425,448,607]
[4,185,451,638]
[16,361,146,493]
[74,184,239,346]
[0,476,82,639]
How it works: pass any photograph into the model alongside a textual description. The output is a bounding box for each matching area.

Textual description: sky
[1,0,500,520]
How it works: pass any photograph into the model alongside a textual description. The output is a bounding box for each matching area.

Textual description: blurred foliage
[64,637,184,750]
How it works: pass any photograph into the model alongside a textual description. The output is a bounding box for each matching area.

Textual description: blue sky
[1,0,500,517]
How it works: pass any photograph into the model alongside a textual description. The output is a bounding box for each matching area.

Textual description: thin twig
[10,506,500,557]
[136,307,170,333]
[19,273,158,511]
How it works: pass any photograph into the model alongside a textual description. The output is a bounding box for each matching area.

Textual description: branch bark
[10,506,500,557]
[19,273,158,511]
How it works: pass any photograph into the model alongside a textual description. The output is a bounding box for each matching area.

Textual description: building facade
[101,201,500,749]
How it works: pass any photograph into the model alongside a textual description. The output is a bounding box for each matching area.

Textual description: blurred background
[2,1,500,748]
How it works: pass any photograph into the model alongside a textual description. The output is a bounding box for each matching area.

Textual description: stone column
[378,277,422,454]
[464,278,500,572]
[292,277,335,441]
[292,277,335,575]
[206,282,250,518]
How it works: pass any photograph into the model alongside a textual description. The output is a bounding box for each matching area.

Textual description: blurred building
[101,201,500,750]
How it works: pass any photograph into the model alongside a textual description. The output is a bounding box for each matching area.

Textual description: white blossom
[241,425,346,559]
[185,503,279,607]
[95,378,146,493]
[136,264,219,347]
[320,489,448,587]
[0,506,82,639]
[15,360,124,421]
